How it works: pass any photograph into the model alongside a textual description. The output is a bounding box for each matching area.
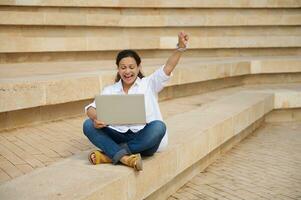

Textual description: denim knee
[149,120,166,139]
[83,118,94,136]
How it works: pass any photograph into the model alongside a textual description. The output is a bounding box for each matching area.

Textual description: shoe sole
[88,151,97,165]
[134,154,143,171]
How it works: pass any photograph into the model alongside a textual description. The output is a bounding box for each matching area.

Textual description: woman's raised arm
[163,32,189,76]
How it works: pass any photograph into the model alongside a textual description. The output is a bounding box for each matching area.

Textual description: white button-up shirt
[84,66,171,151]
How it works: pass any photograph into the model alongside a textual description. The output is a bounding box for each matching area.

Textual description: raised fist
[178,32,189,48]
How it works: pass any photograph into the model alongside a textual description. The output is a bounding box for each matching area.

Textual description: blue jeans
[83,119,166,164]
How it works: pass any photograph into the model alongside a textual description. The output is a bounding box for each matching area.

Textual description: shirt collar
[116,77,141,92]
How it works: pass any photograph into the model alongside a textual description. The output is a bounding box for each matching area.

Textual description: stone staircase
[0,0,300,63]
[0,84,301,200]
[0,1,301,199]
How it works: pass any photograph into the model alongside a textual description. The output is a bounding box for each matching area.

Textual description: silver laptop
[95,94,146,125]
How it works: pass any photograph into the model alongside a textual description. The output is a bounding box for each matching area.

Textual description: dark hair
[115,49,144,82]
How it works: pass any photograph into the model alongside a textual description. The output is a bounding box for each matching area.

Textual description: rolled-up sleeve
[148,65,172,93]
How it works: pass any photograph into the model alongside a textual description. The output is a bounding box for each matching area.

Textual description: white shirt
[84,65,171,151]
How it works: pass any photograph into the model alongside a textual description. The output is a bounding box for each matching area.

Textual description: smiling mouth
[124,74,134,80]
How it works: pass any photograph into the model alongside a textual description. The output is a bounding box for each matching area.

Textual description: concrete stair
[0,1,300,63]
[0,84,300,200]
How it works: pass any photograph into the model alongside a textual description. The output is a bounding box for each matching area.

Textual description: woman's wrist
[176,43,187,52]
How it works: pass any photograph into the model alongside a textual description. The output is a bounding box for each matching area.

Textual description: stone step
[2,48,300,64]
[0,84,242,183]
[0,0,300,8]
[1,26,300,53]
[0,84,300,199]
[1,7,300,27]
[1,56,300,113]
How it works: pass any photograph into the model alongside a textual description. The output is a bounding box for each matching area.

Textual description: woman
[83,32,189,171]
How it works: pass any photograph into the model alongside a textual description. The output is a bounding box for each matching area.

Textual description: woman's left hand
[178,32,189,48]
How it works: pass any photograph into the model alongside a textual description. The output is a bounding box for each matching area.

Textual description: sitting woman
[83,32,189,171]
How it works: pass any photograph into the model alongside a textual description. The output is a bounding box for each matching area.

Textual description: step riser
[265,108,301,122]
[0,99,90,132]
[1,48,301,64]
[1,7,300,27]
[244,73,301,85]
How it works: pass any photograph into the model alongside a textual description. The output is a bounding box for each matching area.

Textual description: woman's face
[118,56,141,87]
